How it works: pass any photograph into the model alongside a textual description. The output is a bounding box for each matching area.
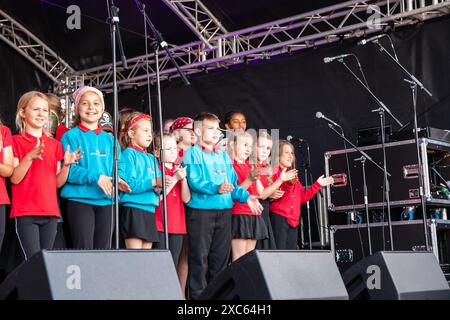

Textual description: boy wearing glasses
[182,112,263,299]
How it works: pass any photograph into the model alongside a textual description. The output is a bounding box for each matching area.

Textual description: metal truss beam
[0,8,75,84]
[161,0,228,49]
[71,0,450,93]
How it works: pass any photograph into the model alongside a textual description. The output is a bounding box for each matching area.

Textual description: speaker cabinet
[199,250,348,300]
[0,250,183,300]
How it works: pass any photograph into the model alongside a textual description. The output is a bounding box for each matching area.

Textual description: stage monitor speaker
[342,251,450,300]
[0,250,183,300]
[199,250,348,300]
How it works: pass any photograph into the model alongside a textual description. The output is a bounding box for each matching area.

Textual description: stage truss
[62,0,450,93]
[161,0,229,49]
[0,8,74,84]
[1,1,450,94]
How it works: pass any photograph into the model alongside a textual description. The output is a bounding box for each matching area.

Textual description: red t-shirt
[155,164,186,234]
[232,160,260,215]
[0,125,13,205]
[55,124,69,142]
[10,132,64,218]
[269,166,322,228]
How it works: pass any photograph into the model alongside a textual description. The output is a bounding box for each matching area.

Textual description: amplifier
[324,138,450,212]
[357,125,392,147]
[393,127,450,144]
[330,219,450,274]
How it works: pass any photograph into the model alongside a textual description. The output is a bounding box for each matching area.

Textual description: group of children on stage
[0,86,334,299]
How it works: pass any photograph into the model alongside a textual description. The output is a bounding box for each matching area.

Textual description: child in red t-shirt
[230,132,297,261]
[269,140,333,250]
[169,117,196,296]
[254,131,297,250]
[0,121,14,253]
[229,131,265,261]
[154,134,190,269]
[10,91,81,260]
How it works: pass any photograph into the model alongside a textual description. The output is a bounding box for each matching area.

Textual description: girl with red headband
[118,112,161,249]
[60,86,128,250]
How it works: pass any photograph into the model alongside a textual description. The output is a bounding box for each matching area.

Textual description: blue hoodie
[60,125,119,206]
[118,146,161,213]
[182,144,250,210]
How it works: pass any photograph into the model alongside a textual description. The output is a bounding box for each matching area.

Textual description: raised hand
[27,139,45,161]
[247,196,264,215]
[279,168,297,182]
[317,174,334,187]
[98,174,113,196]
[63,145,83,166]
[218,177,234,194]
[174,166,187,181]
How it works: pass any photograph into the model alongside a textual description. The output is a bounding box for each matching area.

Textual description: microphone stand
[306,150,325,249]
[354,156,372,255]
[133,0,191,250]
[339,58,401,251]
[133,0,190,86]
[302,140,324,250]
[325,123,390,256]
[373,40,432,250]
[155,45,170,250]
[106,0,128,249]
[297,141,313,250]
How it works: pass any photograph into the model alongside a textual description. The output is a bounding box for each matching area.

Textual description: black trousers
[15,216,58,260]
[54,192,71,249]
[255,200,277,250]
[0,205,5,254]
[187,208,232,300]
[155,232,184,268]
[65,200,113,250]
[270,212,298,250]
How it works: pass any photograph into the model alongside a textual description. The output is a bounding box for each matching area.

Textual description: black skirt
[120,206,159,243]
[255,200,277,249]
[232,213,268,240]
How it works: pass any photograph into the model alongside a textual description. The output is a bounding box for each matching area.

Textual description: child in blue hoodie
[118,112,161,249]
[60,86,128,249]
[183,112,263,300]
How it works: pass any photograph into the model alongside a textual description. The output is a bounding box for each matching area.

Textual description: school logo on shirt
[90,150,107,157]
[215,169,226,175]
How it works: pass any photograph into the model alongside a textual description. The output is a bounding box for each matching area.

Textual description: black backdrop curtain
[0,44,52,132]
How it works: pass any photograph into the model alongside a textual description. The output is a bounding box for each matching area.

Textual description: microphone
[315,111,341,128]
[287,135,307,143]
[323,54,352,64]
[358,34,386,46]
